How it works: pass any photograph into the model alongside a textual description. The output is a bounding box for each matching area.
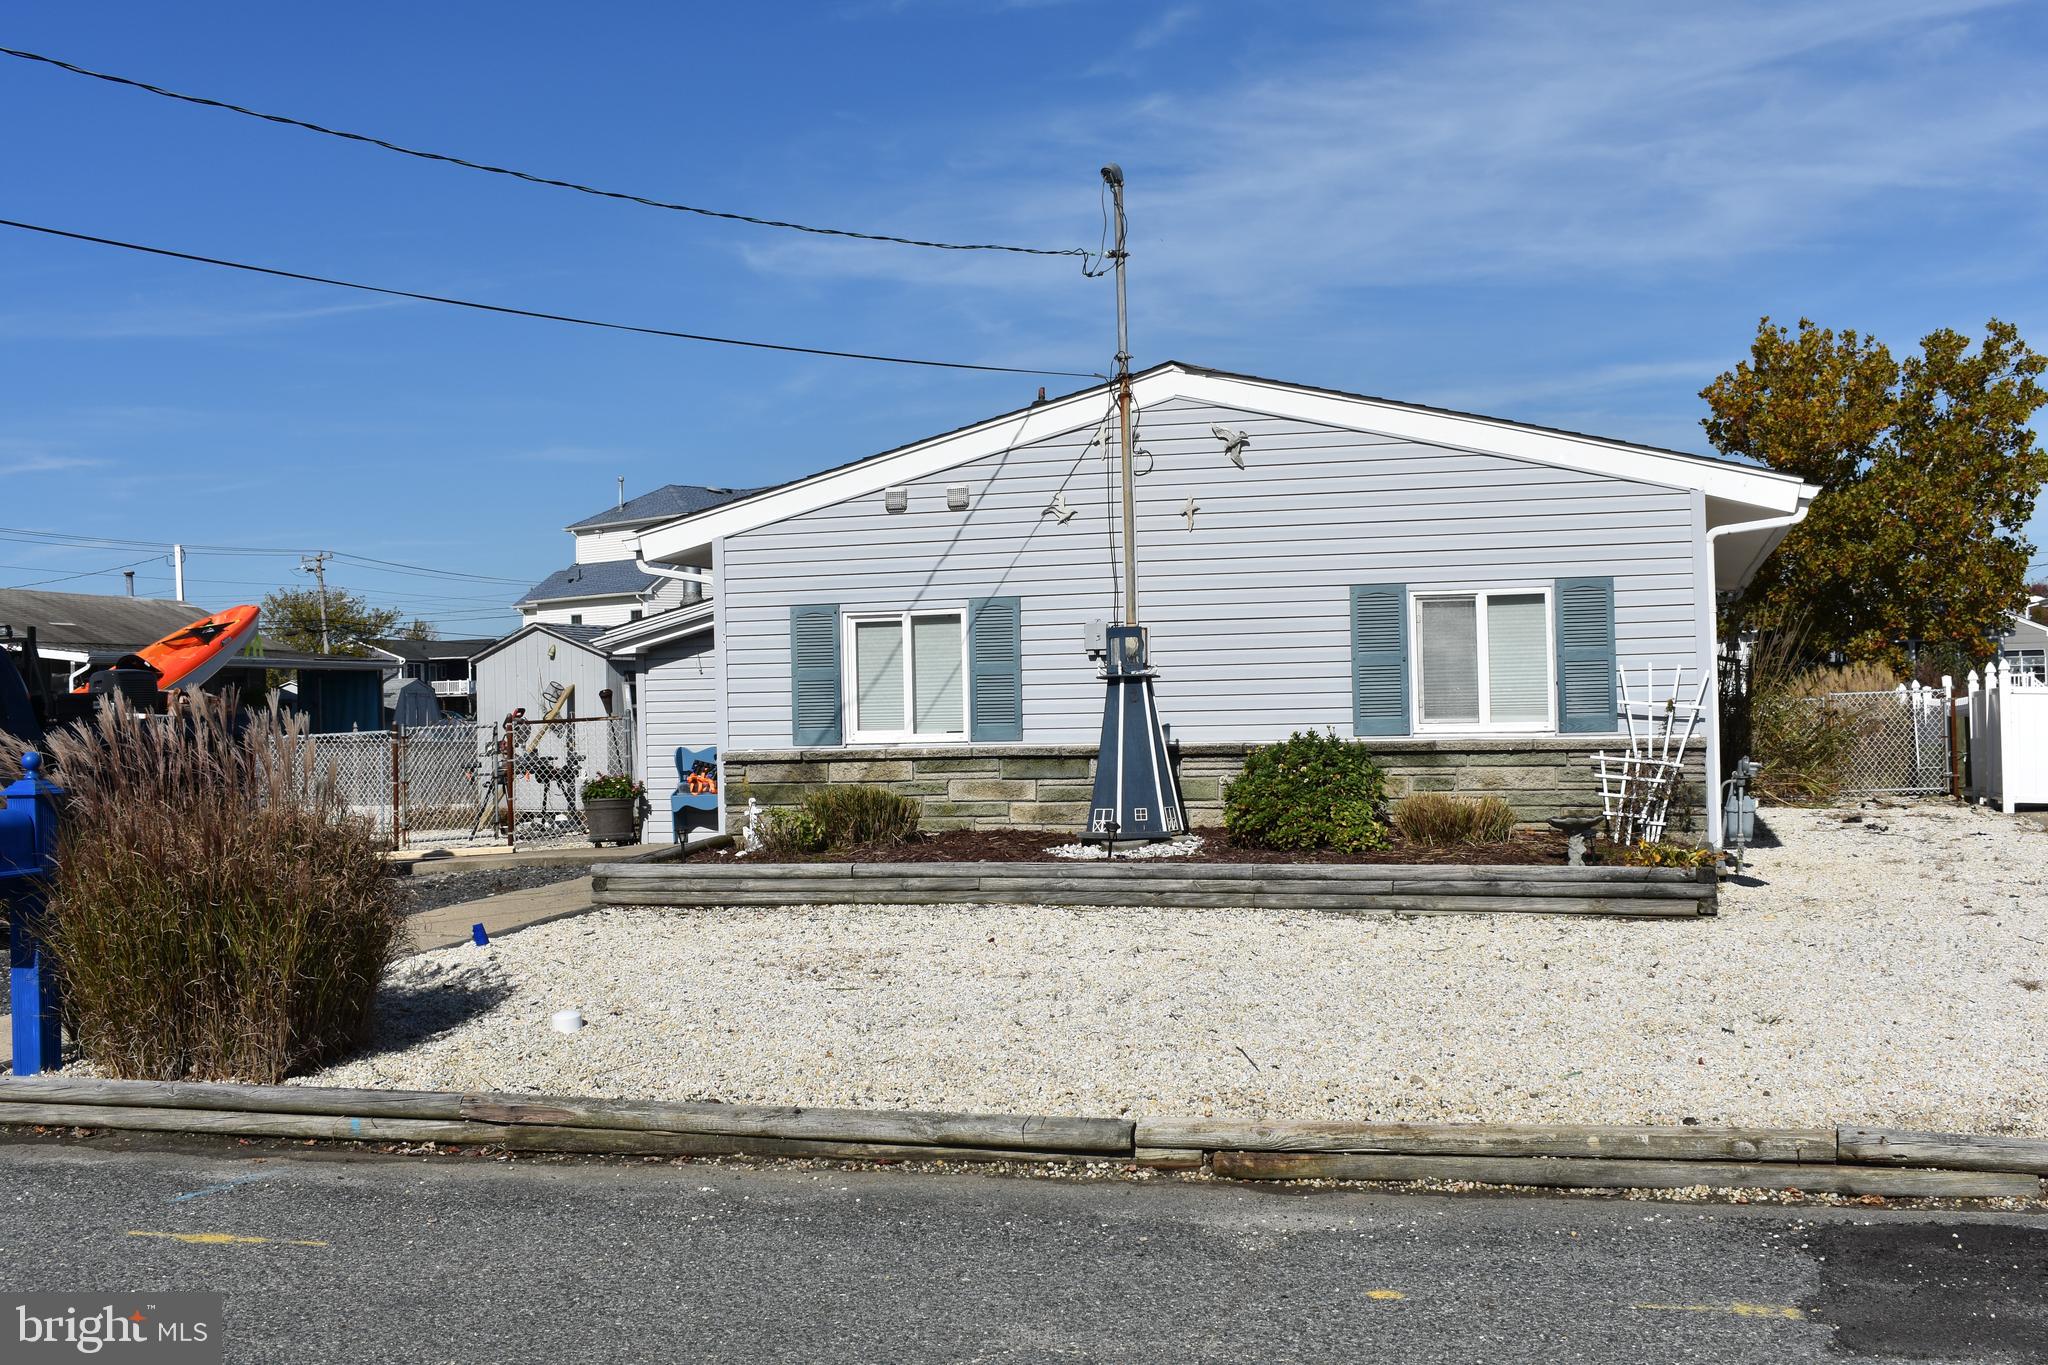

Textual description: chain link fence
[307,713,637,850]
[1819,685,1953,797]
[501,713,637,847]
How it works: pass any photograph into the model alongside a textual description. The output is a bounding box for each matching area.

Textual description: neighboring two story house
[367,636,498,718]
[513,484,753,628]
[474,484,753,727]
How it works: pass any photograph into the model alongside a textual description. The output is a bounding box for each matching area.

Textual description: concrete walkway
[403,875,598,952]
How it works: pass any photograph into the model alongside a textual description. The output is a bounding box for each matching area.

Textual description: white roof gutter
[1701,495,1815,850]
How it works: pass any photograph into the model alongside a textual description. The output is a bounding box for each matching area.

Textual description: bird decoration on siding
[1212,424,1251,468]
[1042,492,1078,524]
[1181,496,1200,531]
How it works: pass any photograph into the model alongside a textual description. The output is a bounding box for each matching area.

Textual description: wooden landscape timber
[0,1079,1129,1155]
[1838,1127,2048,1176]
[1135,1120,1836,1163]
[1209,1151,2041,1199]
[591,860,1717,918]
[0,1080,2037,1200]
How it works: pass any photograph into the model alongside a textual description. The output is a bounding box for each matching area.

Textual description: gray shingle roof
[514,560,659,606]
[369,637,501,664]
[565,484,759,532]
[0,588,221,653]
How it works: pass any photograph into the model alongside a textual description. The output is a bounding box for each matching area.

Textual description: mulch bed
[682,826,1569,866]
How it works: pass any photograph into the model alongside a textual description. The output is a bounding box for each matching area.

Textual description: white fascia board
[593,604,715,655]
[1171,371,1815,516]
[635,381,1117,562]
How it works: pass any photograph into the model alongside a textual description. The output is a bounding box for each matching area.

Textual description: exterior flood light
[884,488,909,513]
[946,484,970,511]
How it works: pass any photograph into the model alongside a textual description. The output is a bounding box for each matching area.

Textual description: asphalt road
[0,1137,2043,1364]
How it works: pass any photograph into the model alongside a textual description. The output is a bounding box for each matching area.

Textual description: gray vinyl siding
[638,631,719,839]
[719,398,1703,746]
[472,633,628,731]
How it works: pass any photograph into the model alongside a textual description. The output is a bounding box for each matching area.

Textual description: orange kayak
[73,604,261,694]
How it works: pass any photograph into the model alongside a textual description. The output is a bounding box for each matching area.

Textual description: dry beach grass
[308,803,2048,1137]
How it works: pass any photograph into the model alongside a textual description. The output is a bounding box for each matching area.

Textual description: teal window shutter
[1350,584,1409,736]
[968,596,1023,742]
[789,604,842,746]
[1555,577,1618,733]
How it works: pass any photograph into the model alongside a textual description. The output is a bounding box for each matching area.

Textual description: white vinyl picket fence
[1962,661,2048,813]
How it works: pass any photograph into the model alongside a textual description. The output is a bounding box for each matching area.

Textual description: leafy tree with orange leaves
[1702,317,2047,671]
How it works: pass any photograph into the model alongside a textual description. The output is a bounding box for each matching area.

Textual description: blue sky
[4,0,2045,633]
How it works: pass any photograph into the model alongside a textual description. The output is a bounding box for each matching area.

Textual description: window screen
[1418,597,1479,723]
[1487,593,1549,721]
[911,616,965,735]
[853,619,905,733]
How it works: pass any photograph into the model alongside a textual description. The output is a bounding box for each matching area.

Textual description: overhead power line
[0,45,1092,263]
[0,219,1106,380]
[1,553,165,588]
[0,526,531,586]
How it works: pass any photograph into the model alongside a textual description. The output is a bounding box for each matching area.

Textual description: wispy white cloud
[1131,4,1198,49]
[744,0,2046,326]
[1415,358,1729,413]
[0,297,404,341]
[0,434,110,476]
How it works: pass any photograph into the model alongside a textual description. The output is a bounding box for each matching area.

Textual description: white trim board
[594,603,715,656]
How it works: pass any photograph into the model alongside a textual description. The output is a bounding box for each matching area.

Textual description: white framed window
[843,610,968,742]
[1411,588,1555,732]
[2012,648,2046,681]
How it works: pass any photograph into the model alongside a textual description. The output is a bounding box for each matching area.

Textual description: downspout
[1701,497,1814,848]
[633,556,712,599]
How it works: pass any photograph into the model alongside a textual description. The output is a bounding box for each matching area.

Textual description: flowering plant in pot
[580,773,646,847]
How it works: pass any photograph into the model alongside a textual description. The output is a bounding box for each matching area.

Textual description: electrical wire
[0,45,1094,263]
[0,218,1106,380]
[0,527,531,588]
[1,553,167,588]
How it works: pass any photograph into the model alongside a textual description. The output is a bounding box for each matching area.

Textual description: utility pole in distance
[1102,163,1138,625]
[298,551,333,655]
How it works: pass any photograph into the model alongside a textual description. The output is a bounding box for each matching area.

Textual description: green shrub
[760,807,826,856]
[1392,793,1518,846]
[38,696,403,1083]
[580,772,643,801]
[1224,731,1390,852]
[1610,841,1717,869]
[800,784,921,850]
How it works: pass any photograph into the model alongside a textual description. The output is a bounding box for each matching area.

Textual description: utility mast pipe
[1102,163,1138,627]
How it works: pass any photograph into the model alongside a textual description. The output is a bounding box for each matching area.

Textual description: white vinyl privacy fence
[1963,662,2048,813]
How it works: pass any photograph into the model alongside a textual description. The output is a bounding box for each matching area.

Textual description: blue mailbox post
[1,750,62,1076]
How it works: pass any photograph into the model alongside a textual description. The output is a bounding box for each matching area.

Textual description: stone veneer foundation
[724,738,1703,834]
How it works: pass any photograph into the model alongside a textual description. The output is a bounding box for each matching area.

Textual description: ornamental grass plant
[35,695,402,1083]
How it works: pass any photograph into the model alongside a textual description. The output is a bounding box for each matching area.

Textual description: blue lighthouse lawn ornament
[2,751,64,1075]
[1083,625,1185,843]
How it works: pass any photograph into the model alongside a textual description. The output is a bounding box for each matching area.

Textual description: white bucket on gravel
[550,1009,585,1034]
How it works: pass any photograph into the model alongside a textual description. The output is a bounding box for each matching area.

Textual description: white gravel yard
[307,802,2048,1136]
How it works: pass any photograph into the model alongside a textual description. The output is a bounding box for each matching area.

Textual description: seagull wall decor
[1212,424,1251,469]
